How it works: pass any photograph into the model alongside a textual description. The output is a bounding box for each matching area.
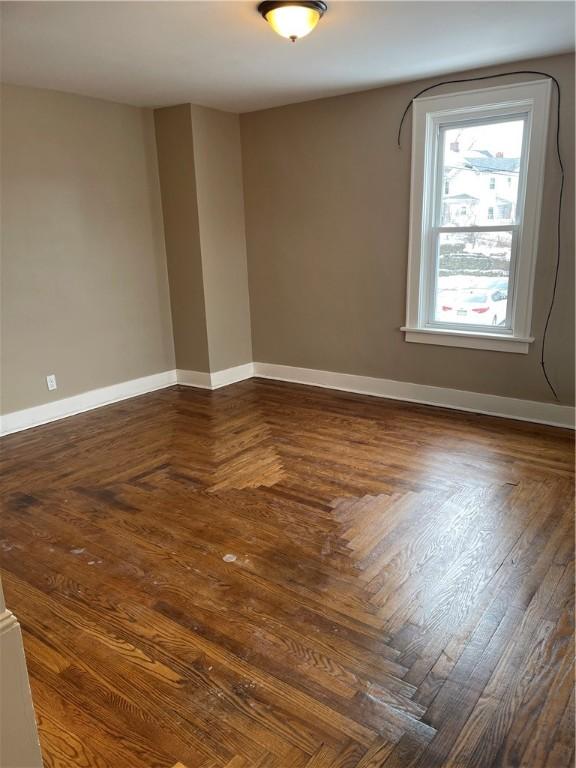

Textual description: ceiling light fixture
[258,1,327,42]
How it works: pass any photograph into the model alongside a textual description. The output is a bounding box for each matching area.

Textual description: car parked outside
[437,288,508,326]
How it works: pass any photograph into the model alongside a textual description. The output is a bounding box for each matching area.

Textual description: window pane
[435,231,512,327]
[439,119,524,227]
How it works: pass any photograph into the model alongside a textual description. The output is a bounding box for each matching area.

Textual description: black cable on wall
[397,70,564,401]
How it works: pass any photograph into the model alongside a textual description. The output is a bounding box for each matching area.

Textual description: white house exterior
[441,144,520,227]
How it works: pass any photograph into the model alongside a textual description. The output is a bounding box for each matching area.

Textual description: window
[403,80,551,353]
[444,179,450,194]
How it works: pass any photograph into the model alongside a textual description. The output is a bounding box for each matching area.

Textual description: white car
[437,288,508,326]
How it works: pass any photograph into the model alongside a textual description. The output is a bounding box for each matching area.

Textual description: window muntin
[403,79,551,353]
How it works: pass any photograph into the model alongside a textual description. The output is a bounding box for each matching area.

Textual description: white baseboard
[0,364,256,436]
[176,363,254,390]
[1,362,573,436]
[252,363,575,430]
[209,363,255,389]
[0,370,177,436]
[175,369,212,389]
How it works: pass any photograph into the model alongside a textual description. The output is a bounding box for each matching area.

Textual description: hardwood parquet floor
[0,380,574,768]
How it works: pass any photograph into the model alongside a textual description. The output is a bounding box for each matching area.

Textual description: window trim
[402,79,552,354]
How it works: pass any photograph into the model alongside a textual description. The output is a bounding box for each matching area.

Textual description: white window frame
[402,79,551,354]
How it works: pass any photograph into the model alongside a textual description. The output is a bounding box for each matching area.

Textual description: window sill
[401,327,534,354]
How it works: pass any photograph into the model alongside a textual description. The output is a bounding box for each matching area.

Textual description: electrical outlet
[46,374,57,391]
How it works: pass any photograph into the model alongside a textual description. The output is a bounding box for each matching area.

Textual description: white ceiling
[1,1,574,113]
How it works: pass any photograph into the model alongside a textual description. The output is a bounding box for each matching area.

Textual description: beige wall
[3,55,573,413]
[155,103,252,374]
[1,85,175,414]
[191,106,252,372]
[154,105,210,371]
[240,53,575,406]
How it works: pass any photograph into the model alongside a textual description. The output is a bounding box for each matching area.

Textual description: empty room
[0,1,574,766]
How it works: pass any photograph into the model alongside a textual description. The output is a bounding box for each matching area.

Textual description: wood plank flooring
[0,380,574,768]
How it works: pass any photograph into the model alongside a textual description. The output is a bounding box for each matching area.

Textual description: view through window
[433,118,525,328]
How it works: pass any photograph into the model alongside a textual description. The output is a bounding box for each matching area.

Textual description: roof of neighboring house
[444,193,479,202]
[496,196,513,205]
[464,156,521,172]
